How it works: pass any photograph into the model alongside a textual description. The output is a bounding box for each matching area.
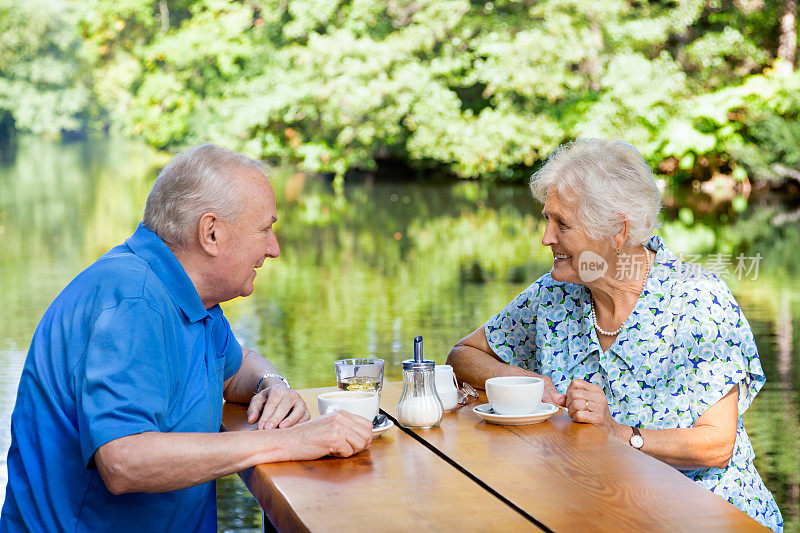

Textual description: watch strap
[630,426,644,449]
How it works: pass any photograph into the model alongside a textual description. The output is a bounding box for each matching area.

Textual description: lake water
[1,136,798,531]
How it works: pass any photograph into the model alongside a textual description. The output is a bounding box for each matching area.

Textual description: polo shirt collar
[125,222,213,323]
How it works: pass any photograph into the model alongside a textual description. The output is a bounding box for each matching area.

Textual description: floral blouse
[485,236,782,532]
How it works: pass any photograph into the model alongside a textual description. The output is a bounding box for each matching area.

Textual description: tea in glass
[334,358,385,395]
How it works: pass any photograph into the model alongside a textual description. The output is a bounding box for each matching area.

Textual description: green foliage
[0,0,90,135]
[655,71,800,183]
[2,0,800,187]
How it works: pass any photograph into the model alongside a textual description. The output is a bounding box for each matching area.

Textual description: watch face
[631,435,644,449]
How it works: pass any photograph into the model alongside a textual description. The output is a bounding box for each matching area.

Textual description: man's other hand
[247,383,310,430]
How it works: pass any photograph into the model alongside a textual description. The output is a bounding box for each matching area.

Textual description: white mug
[434,365,459,411]
[485,376,543,415]
[317,390,379,421]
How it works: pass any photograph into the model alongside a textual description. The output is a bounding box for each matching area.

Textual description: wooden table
[222,382,768,532]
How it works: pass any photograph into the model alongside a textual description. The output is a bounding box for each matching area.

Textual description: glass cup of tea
[334,358,385,395]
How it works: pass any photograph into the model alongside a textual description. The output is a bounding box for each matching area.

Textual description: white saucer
[473,402,559,426]
[372,419,394,438]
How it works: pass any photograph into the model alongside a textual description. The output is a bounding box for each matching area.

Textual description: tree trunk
[777,0,797,73]
[159,1,170,34]
[776,294,792,390]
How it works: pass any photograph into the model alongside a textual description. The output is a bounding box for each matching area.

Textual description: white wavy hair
[530,138,661,247]
[143,143,268,249]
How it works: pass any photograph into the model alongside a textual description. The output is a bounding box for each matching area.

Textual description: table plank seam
[379,408,555,533]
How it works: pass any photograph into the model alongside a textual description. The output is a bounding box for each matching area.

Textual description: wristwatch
[254,373,290,394]
[630,426,644,449]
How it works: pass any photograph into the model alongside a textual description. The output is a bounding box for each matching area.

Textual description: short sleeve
[74,298,169,467]
[212,315,242,381]
[485,280,541,369]
[682,279,766,418]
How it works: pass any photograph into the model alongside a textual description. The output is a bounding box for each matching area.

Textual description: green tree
[3,0,800,188]
[0,0,90,138]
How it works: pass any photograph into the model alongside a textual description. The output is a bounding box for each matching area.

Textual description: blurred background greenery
[1,1,800,531]
[2,0,800,192]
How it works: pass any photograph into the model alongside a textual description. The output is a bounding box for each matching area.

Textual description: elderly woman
[447,139,782,532]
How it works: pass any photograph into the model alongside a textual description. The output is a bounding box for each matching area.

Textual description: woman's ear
[197,212,220,257]
[613,214,629,251]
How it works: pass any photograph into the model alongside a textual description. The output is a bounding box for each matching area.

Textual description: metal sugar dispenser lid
[402,335,435,372]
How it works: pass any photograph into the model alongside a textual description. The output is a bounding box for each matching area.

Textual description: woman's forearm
[608,387,738,470]
[447,325,566,406]
[568,380,738,470]
[446,325,537,389]
[611,422,735,470]
[447,343,538,390]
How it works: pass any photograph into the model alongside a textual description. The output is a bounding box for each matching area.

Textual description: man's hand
[276,410,373,460]
[247,382,310,430]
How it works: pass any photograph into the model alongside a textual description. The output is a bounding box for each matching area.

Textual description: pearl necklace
[590,245,651,337]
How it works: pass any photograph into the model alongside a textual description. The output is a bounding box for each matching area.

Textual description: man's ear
[197,212,220,257]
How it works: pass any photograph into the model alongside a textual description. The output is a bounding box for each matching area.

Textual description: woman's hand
[565,379,625,439]
[542,375,566,407]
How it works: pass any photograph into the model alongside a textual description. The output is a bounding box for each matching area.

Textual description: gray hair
[530,138,661,246]
[143,143,268,249]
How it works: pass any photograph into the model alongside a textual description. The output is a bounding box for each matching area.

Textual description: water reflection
[0,137,798,531]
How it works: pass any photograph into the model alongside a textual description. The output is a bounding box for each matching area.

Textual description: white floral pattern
[485,236,782,532]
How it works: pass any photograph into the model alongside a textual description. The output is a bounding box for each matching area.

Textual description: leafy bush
[2,0,799,188]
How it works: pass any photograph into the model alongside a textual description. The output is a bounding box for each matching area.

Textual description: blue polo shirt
[1,223,243,532]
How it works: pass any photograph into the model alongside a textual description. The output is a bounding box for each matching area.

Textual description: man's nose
[267,232,280,258]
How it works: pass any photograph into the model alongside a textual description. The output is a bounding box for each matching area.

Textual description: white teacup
[317,390,379,421]
[485,376,543,415]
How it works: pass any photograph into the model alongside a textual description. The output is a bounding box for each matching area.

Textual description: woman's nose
[541,221,557,247]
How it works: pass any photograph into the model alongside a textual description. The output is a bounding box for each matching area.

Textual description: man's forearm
[95,430,289,494]
[223,346,283,403]
[95,411,373,495]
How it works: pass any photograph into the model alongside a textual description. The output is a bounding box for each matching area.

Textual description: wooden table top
[223,382,768,533]
[380,381,768,533]
[222,387,539,532]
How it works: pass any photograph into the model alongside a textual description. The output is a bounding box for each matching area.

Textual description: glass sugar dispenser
[396,335,443,429]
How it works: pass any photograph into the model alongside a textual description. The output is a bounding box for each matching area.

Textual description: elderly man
[1,144,372,532]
